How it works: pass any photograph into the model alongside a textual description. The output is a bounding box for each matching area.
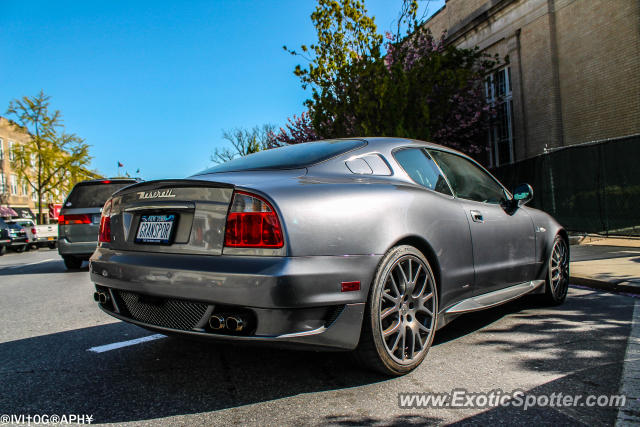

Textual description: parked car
[5,219,38,250]
[2,220,28,252]
[0,218,11,255]
[35,223,58,249]
[89,138,569,376]
[59,178,140,270]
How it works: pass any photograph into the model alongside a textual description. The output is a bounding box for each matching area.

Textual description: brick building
[422,0,640,167]
[0,116,39,220]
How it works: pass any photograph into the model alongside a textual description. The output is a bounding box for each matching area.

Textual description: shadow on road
[0,259,88,276]
[0,288,633,424]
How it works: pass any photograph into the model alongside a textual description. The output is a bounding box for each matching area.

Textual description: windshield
[64,182,136,208]
[197,139,366,174]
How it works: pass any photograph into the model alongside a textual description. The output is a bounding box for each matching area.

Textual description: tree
[6,91,96,223]
[284,0,383,98]
[268,111,319,145]
[211,124,277,163]
[284,0,382,89]
[288,0,501,157]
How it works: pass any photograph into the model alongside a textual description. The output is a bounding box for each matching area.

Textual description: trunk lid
[107,179,234,255]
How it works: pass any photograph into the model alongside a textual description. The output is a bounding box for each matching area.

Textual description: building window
[22,180,29,196]
[0,174,5,193]
[8,141,15,161]
[0,138,4,160]
[485,67,515,167]
[10,174,18,194]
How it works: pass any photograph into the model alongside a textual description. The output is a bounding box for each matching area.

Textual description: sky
[1,0,445,180]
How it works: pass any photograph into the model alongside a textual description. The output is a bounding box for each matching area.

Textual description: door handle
[470,210,484,223]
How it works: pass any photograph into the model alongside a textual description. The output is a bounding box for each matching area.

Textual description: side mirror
[512,183,534,207]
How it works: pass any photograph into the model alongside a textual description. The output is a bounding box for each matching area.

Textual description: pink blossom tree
[267,111,320,147]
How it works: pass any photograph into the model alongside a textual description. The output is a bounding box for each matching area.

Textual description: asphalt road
[0,249,637,426]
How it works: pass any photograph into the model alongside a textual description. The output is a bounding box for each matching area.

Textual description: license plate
[135,214,176,244]
[48,237,54,240]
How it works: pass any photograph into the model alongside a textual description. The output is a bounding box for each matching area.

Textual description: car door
[0,219,9,244]
[393,147,476,305]
[428,150,536,295]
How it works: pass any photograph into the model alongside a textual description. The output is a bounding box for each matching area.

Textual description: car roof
[356,137,467,155]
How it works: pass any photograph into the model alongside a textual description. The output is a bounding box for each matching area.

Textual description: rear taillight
[31,227,37,235]
[58,214,92,225]
[98,199,112,243]
[224,191,284,248]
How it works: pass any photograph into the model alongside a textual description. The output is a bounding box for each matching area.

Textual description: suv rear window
[197,139,366,174]
[64,182,136,208]
[10,220,34,227]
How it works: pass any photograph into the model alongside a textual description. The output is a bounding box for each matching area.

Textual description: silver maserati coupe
[89,137,569,375]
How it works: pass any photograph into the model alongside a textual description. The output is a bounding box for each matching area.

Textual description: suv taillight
[98,199,112,243]
[58,214,92,225]
[224,191,284,248]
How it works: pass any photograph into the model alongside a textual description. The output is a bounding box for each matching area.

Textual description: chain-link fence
[491,134,640,237]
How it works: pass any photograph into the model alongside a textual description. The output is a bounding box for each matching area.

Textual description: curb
[571,276,640,295]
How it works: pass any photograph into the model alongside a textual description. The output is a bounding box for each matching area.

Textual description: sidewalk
[570,237,640,294]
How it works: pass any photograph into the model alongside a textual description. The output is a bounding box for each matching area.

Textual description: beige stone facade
[423,0,640,166]
[0,117,38,220]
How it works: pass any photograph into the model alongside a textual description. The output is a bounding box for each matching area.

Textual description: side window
[428,150,507,204]
[394,148,452,196]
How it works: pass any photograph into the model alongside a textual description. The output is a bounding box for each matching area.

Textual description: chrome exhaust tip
[209,315,226,330]
[97,292,109,304]
[226,316,244,332]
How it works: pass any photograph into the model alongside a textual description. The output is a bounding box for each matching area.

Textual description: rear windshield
[10,220,33,227]
[64,182,136,208]
[197,139,366,174]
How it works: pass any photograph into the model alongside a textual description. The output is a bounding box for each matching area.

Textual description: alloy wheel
[549,238,569,299]
[378,255,436,365]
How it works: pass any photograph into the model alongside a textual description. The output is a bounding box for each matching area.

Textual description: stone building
[422,0,640,167]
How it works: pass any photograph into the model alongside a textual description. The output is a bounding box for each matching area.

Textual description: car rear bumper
[89,247,381,350]
[36,236,58,242]
[58,238,97,257]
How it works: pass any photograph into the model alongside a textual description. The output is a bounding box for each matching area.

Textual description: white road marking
[87,334,166,353]
[616,299,640,425]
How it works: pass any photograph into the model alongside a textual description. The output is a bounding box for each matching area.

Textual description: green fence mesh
[491,134,640,236]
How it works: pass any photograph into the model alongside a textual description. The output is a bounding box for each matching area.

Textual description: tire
[15,244,26,253]
[63,255,83,270]
[542,235,569,305]
[48,242,57,249]
[0,245,6,256]
[354,245,438,376]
